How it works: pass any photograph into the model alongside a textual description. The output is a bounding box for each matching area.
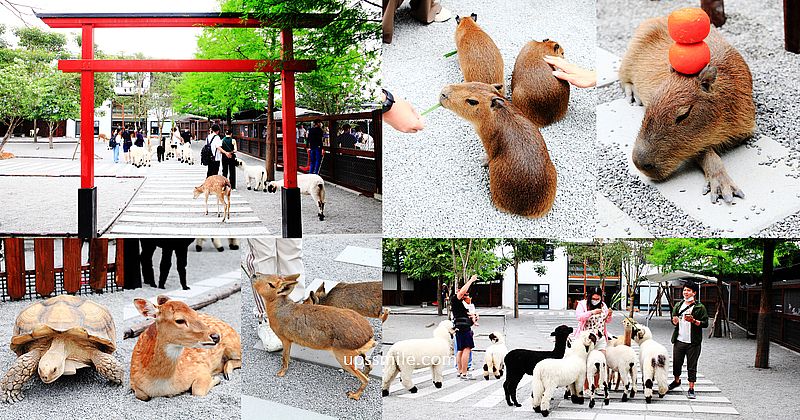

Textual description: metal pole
[280,28,302,238]
[78,24,97,238]
[786,0,800,53]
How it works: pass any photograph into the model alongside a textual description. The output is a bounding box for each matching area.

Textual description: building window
[75,121,100,136]
[518,284,549,309]
[542,244,555,261]
[150,121,160,136]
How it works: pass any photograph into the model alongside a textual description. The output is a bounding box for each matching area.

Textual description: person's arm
[604,304,613,323]
[543,55,596,88]
[382,90,424,133]
[232,139,238,153]
[576,300,593,322]
[456,275,478,299]
[688,304,709,328]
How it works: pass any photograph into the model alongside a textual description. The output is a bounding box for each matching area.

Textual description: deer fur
[253,273,376,400]
[306,281,389,322]
[193,175,231,222]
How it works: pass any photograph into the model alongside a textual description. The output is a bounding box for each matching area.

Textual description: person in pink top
[575,287,613,393]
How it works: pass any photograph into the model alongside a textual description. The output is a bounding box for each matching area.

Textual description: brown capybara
[511,39,571,127]
[454,13,504,91]
[439,82,557,218]
[619,17,755,204]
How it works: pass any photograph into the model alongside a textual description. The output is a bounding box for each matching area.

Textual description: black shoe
[145,282,157,288]
[158,285,166,289]
[182,286,191,291]
[668,380,681,390]
[687,388,696,399]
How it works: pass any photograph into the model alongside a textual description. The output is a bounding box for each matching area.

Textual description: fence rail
[1,238,125,301]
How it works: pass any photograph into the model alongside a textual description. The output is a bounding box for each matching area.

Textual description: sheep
[586,350,609,408]
[237,158,267,191]
[531,330,598,417]
[194,238,240,252]
[483,332,508,380]
[632,324,669,403]
[605,340,637,402]
[503,324,573,407]
[382,320,454,396]
[267,174,326,221]
[183,147,196,165]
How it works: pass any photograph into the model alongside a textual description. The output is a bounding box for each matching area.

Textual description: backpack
[200,134,217,166]
[109,136,117,148]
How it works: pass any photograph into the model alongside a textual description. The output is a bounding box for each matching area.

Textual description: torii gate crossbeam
[37,12,334,239]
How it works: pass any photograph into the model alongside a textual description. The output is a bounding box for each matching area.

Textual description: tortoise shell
[10,295,116,356]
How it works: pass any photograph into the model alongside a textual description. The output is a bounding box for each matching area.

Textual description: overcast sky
[0,0,220,58]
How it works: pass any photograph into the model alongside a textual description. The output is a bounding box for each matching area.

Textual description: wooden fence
[1,238,124,301]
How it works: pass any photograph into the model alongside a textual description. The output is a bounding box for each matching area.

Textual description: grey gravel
[598,0,800,237]
[0,246,242,420]
[239,235,382,420]
[382,0,597,237]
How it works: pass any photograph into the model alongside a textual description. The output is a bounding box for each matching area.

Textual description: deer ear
[698,65,717,92]
[156,295,170,306]
[134,298,158,318]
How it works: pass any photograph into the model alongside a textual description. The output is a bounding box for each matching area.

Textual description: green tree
[0,61,34,151]
[565,239,629,296]
[33,68,80,149]
[147,72,181,140]
[501,239,548,318]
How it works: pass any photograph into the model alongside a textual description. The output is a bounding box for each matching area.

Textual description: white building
[501,245,569,310]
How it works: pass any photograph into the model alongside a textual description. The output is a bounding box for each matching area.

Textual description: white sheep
[237,158,267,191]
[531,330,597,417]
[482,331,508,380]
[606,341,637,402]
[382,320,454,396]
[586,349,609,408]
[632,324,669,403]
[267,174,326,221]
[183,145,196,165]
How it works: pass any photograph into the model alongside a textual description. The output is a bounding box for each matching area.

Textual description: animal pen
[37,12,335,239]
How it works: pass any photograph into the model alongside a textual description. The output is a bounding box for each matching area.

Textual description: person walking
[121,126,132,164]
[170,125,181,157]
[575,287,612,393]
[220,129,238,190]
[205,124,228,177]
[139,238,195,290]
[669,280,709,399]
[452,274,479,380]
[307,119,324,174]
[110,127,121,163]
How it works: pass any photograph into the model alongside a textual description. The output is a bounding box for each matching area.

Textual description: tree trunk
[266,76,276,180]
[48,121,56,150]
[395,248,403,307]
[0,119,21,154]
[33,118,38,143]
[226,107,232,131]
[755,238,776,369]
[437,278,443,317]
[514,258,519,319]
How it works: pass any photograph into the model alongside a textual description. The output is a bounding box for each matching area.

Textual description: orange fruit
[668,8,711,43]
[669,41,711,75]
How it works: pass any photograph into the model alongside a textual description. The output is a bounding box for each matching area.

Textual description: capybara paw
[433,382,442,388]
[409,386,418,393]
[703,172,745,204]
[382,389,389,397]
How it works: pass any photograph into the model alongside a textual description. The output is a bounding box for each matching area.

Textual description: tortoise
[0,295,123,403]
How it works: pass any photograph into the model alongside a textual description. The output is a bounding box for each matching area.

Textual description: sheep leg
[540,384,556,417]
[496,362,504,379]
[333,349,369,400]
[483,362,490,380]
[381,356,399,396]
[531,378,544,413]
[431,363,443,388]
[400,366,416,393]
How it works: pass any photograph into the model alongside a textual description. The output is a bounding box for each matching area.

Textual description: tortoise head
[38,337,68,383]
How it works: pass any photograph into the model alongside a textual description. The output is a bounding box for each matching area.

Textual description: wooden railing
[1,238,125,301]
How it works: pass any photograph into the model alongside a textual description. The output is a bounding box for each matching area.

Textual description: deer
[129,295,241,401]
[305,281,390,323]
[193,175,231,222]
[253,273,376,400]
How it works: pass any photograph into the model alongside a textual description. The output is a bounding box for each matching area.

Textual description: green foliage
[647,239,796,277]
[564,239,628,280]
[14,27,67,55]
[0,60,35,148]
[501,239,548,274]
[32,68,80,123]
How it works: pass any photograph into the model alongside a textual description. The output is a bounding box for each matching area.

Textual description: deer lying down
[193,175,231,222]
[130,296,241,401]
[254,274,376,400]
[306,281,390,323]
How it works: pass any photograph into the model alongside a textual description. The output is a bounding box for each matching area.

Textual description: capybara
[439,82,557,217]
[454,14,504,91]
[511,39,570,127]
[619,17,755,203]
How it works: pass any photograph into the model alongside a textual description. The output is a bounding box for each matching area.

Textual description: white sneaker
[434,7,452,23]
[258,320,283,352]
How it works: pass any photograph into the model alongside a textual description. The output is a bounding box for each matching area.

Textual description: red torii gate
[37,12,334,239]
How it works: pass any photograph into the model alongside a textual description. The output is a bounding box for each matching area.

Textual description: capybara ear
[490,97,506,109]
[455,15,461,24]
[543,38,550,42]
[491,83,503,94]
[134,298,159,318]
[553,43,561,54]
[470,13,477,22]
[698,65,717,92]
[156,295,171,305]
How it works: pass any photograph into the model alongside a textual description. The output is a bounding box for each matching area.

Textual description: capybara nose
[632,149,657,174]
[210,333,220,344]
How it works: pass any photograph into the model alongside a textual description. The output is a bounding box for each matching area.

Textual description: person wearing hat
[669,280,709,399]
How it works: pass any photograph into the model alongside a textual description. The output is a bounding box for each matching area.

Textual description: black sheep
[503,324,574,407]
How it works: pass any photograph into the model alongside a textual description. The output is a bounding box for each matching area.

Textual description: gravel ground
[382,0,597,237]
[239,235,382,420]
[597,0,800,237]
[0,286,241,420]
[235,153,382,235]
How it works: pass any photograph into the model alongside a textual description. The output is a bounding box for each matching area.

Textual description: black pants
[207,160,220,178]
[221,154,237,189]
[139,239,193,289]
[139,239,158,287]
[159,243,190,289]
[673,341,701,382]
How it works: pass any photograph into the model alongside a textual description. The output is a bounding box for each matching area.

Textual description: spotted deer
[253,274,376,400]
[129,296,241,401]
[193,175,231,222]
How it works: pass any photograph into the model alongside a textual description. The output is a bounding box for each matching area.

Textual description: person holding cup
[669,280,709,399]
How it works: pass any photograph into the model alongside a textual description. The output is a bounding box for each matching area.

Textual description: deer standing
[193,175,231,222]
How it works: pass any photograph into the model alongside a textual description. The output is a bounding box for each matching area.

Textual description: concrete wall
[501,246,569,310]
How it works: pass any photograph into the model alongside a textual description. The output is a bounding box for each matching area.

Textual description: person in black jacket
[668,280,709,399]
[121,126,132,163]
[451,274,479,380]
[336,124,358,149]
[307,120,324,174]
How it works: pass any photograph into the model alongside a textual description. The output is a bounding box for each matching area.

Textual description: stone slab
[241,395,337,420]
[597,46,622,88]
[334,246,382,268]
[596,192,653,238]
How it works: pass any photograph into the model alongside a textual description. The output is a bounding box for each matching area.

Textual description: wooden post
[34,238,55,298]
[89,238,108,292]
[755,239,776,369]
[786,0,800,53]
[701,0,726,27]
[62,239,82,294]
[115,239,125,287]
[4,238,26,300]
